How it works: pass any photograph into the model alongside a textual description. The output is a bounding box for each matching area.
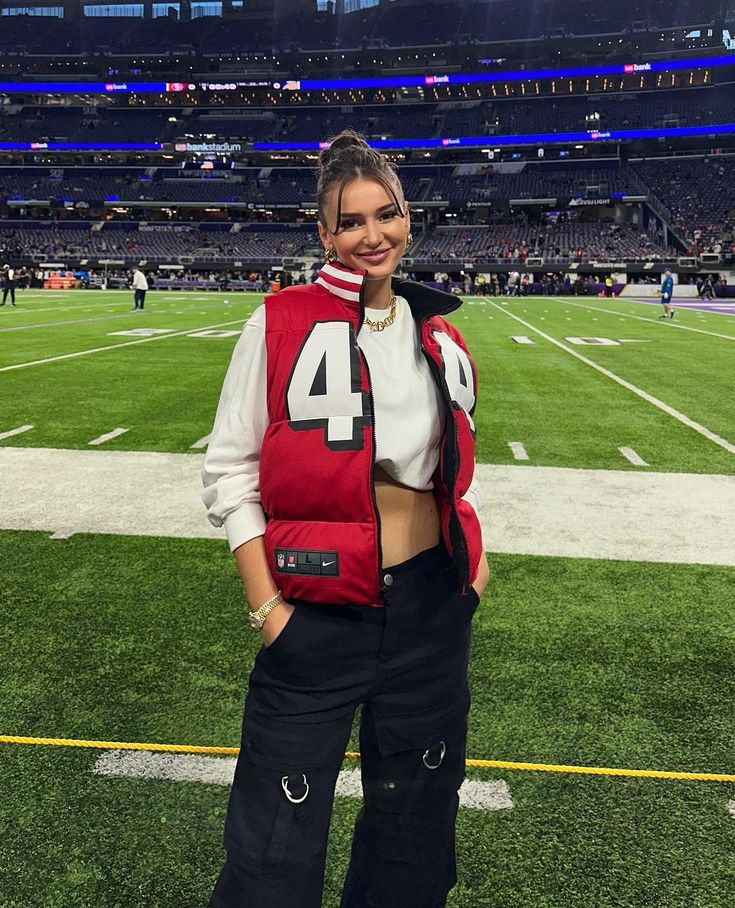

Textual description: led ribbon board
[0,54,731,95]
[254,123,735,152]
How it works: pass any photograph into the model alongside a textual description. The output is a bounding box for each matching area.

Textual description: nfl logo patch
[277,553,285,569]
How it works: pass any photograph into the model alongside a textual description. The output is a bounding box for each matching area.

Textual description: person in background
[1,264,17,306]
[658,269,674,319]
[131,265,148,310]
[701,275,715,300]
[17,266,30,290]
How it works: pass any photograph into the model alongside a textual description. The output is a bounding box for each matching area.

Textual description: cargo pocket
[226,711,353,876]
[358,701,466,904]
[367,695,469,822]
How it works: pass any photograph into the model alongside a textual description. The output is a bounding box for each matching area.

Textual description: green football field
[1,289,734,907]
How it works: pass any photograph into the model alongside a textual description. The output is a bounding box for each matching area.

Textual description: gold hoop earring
[324,248,337,264]
[406,232,414,246]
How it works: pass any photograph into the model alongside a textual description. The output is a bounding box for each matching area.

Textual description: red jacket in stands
[259,262,482,606]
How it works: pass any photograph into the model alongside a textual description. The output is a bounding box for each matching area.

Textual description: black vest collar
[391,277,462,320]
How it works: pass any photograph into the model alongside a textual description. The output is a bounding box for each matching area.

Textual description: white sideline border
[92,750,514,812]
[2,448,734,566]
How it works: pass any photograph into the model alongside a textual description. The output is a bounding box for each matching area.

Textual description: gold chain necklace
[364,294,397,333]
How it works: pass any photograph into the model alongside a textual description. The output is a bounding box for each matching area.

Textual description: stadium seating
[0,221,315,263]
[0,86,731,147]
[632,157,735,252]
[411,222,670,263]
[0,162,642,206]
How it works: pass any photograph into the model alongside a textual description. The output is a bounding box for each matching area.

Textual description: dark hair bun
[328,129,369,152]
[317,130,370,175]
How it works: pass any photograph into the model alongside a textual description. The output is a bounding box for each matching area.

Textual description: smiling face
[318,177,410,292]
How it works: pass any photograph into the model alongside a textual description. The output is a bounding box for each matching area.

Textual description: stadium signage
[568,197,611,207]
[173,141,242,153]
[623,63,652,73]
[140,225,192,232]
[255,123,735,152]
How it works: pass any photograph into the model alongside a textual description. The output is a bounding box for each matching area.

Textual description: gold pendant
[365,295,397,333]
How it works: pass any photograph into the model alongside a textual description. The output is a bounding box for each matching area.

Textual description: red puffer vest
[259,262,482,606]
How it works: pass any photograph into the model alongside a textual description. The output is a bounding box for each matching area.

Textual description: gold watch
[248,592,283,630]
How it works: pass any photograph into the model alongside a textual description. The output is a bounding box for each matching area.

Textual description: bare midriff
[374,465,441,569]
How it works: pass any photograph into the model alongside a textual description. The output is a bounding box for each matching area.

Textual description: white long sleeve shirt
[132,270,148,291]
[202,296,484,551]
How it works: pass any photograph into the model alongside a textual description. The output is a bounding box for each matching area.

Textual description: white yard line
[0,424,33,441]
[0,318,247,373]
[489,302,735,455]
[92,750,514,812]
[0,312,143,333]
[508,441,529,461]
[0,300,127,317]
[618,447,649,467]
[88,427,129,446]
[0,298,255,333]
[556,298,735,342]
[2,448,735,565]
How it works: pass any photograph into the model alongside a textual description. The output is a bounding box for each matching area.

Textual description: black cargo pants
[209,544,478,908]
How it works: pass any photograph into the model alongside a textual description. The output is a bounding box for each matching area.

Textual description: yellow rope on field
[2,735,735,783]
[0,734,238,755]
[464,758,735,783]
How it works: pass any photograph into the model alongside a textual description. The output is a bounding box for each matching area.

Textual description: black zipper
[420,324,471,593]
[357,291,384,589]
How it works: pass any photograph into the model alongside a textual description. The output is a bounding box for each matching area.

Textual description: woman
[202,130,488,908]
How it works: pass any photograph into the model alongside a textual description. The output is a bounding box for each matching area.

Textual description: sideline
[2,448,734,565]
[2,734,734,783]
[489,301,735,455]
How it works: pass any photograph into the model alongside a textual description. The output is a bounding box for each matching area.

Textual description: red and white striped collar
[314,261,461,321]
[315,261,367,305]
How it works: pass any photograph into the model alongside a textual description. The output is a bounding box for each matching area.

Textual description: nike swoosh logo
[322,560,335,567]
